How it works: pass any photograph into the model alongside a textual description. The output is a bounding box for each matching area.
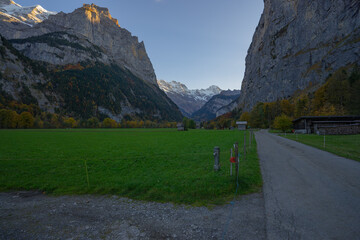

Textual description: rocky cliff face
[225,0,360,113]
[0,2,182,121]
[157,80,222,116]
[0,35,183,121]
[0,3,157,85]
[10,32,111,65]
[0,36,61,113]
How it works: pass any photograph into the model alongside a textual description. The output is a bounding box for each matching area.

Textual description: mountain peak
[157,80,223,116]
[0,0,56,25]
[80,3,119,27]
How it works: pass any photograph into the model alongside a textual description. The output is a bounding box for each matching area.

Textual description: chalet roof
[313,120,360,124]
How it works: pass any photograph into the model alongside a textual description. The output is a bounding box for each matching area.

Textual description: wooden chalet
[293,116,360,135]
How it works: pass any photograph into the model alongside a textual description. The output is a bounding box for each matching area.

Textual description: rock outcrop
[225,0,360,113]
[10,32,111,66]
[0,36,61,113]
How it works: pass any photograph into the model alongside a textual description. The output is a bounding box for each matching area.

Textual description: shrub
[273,114,292,132]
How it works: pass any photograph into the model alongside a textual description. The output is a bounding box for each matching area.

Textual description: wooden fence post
[235,142,239,181]
[214,146,220,171]
[243,130,246,161]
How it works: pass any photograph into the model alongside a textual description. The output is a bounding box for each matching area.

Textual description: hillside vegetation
[206,66,360,129]
[0,35,183,128]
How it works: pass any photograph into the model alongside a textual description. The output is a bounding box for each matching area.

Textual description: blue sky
[16,0,263,90]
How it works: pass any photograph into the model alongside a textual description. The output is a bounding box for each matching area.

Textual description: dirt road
[256,130,360,240]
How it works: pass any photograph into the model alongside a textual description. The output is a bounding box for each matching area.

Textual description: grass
[268,129,292,134]
[0,129,261,206]
[282,133,360,162]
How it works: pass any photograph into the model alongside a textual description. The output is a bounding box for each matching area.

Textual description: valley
[0,0,359,239]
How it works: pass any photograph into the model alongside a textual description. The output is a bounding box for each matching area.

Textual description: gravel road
[0,191,266,240]
[256,130,360,240]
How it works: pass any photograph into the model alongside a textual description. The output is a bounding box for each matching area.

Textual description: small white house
[177,123,185,131]
[236,121,247,130]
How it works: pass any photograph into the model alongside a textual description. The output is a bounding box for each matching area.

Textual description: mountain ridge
[0,2,183,122]
[157,79,222,116]
[0,2,157,85]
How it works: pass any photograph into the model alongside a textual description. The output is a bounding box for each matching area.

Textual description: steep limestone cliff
[0,36,61,113]
[0,2,182,121]
[220,0,360,115]
[0,3,157,84]
[10,32,111,65]
[0,35,182,121]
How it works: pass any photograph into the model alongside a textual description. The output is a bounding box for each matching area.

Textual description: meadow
[283,133,360,162]
[0,129,261,206]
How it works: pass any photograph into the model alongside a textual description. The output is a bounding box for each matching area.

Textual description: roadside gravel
[0,191,266,240]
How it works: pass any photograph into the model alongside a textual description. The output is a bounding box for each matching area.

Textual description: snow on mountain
[0,0,56,26]
[157,79,222,116]
[158,80,222,102]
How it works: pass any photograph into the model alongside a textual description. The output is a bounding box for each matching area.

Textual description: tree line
[0,100,178,129]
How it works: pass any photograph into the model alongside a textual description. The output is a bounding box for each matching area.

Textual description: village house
[177,123,185,131]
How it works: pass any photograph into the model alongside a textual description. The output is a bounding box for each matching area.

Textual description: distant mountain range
[192,90,240,121]
[0,1,183,121]
[157,80,240,121]
[157,80,221,117]
[0,0,56,26]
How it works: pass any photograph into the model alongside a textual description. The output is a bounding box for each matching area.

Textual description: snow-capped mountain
[0,0,56,26]
[157,80,222,116]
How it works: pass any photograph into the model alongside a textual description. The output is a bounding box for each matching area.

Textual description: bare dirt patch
[0,191,266,240]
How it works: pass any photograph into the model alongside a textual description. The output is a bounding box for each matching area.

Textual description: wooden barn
[293,116,360,135]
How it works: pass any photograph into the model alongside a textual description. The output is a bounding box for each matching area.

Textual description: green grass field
[283,133,360,162]
[0,129,261,206]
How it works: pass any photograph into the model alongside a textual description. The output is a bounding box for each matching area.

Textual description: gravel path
[0,191,266,240]
[256,130,360,240]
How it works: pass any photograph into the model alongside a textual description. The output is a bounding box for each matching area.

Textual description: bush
[273,114,292,132]
[102,118,117,128]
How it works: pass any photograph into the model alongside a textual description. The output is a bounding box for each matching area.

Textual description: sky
[16,0,264,90]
